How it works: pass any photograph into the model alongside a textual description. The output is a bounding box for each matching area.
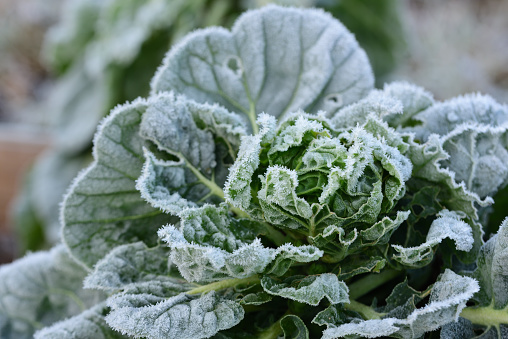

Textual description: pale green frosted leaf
[336,256,386,280]
[84,242,187,291]
[239,292,272,306]
[43,0,103,71]
[269,112,328,155]
[439,123,508,198]
[106,291,244,339]
[393,210,474,267]
[330,90,403,129]
[312,304,361,328]
[322,270,479,339]
[0,246,104,339]
[380,81,434,128]
[406,134,491,222]
[136,149,203,214]
[151,5,373,128]
[319,122,412,217]
[83,0,186,75]
[412,94,508,142]
[280,315,309,339]
[310,207,409,262]
[473,218,508,309]
[49,63,109,154]
[258,165,313,230]
[224,113,276,214]
[62,98,174,267]
[261,273,349,306]
[34,303,126,339]
[410,94,508,197]
[439,317,476,339]
[137,92,247,215]
[158,203,322,282]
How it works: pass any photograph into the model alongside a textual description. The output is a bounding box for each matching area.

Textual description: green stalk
[345,300,384,320]
[256,311,291,339]
[257,318,283,339]
[460,305,508,327]
[187,275,260,295]
[182,155,225,199]
[348,269,401,300]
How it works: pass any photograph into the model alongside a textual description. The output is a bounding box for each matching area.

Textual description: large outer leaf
[321,270,479,339]
[61,98,174,267]
[106,290,243,339]
[410,94,508,198]
[151,5,373,129]
[0,246,104,339]
[84,242,189,291]
[34,303,126,339]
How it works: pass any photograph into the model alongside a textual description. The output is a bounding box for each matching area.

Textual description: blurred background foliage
[0,0,506,259]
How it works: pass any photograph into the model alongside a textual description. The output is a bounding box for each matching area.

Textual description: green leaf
[258,165,313,231]
[321,270,479,339]
[440,123,508,198]
[224,113,276,215]
[261,274,349,306]
[43,0,103,72]
[412,94,508,142]
[474,218,508,308]
[280,315,309,339]
[312,304,361,328]
[61,98,174,267]
[335,255,386,280]
[106,291,244,339]
[392,210,474,268]
[136,92,247,214]
[151,5,373,131]
[0,246,105,339]
[83,0,187,75]
[158,203,322,282]
[381,81,434,128]
[406,134,492,222]
[33,303,126,339]
[409,94,508,198]
[240,292,272,306]
[330,89,403,129]
[84,242,188,291]
[312,211,409,262]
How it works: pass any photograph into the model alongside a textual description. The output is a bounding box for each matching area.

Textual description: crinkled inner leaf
[261,273,349,306]
[158,203,322,282]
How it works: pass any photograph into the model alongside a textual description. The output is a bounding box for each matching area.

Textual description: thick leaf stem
[348,268,401,300]
[187,275,260,295]
[257,311,290,339]
[248,102,259,135]
[460,305,508,328]
[180,153,224,199]
[345,300,384,320]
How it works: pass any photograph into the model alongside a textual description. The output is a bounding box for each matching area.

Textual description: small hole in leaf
[225,56,243,76]
[325,93,343,107]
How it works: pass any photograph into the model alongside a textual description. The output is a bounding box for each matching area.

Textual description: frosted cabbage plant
[2,5,508,339]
